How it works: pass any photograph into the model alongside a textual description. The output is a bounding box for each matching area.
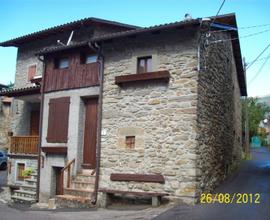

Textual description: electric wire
[248,50,270,85]
[246,43,270,70]
[247,55,270,64]
[209,28,270,44]
[209,0,226,31]
[210,23,270,33]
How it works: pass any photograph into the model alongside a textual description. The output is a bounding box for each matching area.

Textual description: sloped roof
[37,18,200,55]
[0,17,140,47]
[37,13,236,55]
[0,85,40,97]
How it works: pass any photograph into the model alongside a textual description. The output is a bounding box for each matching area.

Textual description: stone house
[0,83,12,151]
[0,13,247,206]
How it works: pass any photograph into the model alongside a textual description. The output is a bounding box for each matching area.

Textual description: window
[81,54,98,64]
[55,58,69,69]
[28,65,37,81]
[0,152,3,157]
[137,56,152,73]
[47,97,70,143]
[17,163,25,181]
[126,136,135,149]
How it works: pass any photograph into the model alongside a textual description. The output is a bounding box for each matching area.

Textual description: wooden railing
[60,158,75,195]
[10,136,39,155]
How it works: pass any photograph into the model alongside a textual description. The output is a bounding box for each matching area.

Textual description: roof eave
[0,17,140,47]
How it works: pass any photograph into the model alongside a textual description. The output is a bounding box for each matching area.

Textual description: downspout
[35,54,45,202]
[88,42,104,205]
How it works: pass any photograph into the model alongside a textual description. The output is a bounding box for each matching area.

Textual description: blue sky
[0,0,269,97]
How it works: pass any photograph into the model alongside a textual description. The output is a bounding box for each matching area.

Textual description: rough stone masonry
[98,26,243,204]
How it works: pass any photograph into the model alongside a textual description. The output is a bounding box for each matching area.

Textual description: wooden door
[55,167,62,195]
[30,111,40,135]
[82,98,98,169]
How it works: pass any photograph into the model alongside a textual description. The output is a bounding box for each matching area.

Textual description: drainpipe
[88,42,104,205]
[35,54,46,202]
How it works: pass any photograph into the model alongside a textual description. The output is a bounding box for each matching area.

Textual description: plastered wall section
[39,86,99,202]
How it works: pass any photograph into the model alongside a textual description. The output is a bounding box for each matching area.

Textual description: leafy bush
[22,167,33,177]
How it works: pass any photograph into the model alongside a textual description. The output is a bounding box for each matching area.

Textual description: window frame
[54,57,69,69]
[137,56,152,74]
[125,136,135,149]
[28,64,37,81]
[16,162,25,181]
[81,53,98,64]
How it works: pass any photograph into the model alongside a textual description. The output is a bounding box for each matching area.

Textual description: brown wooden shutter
[28,65,37,81]
[47,97,70,143]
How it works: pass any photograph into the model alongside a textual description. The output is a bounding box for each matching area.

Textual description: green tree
[242,97,270,139]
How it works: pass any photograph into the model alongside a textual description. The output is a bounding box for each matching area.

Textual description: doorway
[82,97,98,169]
[53,167,62,195]
[30,110,40,135]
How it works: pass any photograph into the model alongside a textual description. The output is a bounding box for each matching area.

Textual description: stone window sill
[115,70,170,86]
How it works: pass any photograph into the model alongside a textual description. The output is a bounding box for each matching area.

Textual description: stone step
[64,187,94,197]
[71,180,95,189]
[56,195,94,208]
[11,195,36,203]
[25,179,37,186]
[75,174,95,182]
[21,184,36,192]
[13,189,36,199]
[80,169,95,175]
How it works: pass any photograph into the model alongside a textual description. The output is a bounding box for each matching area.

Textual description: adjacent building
[0,84,12,151]
[0,13,247,206]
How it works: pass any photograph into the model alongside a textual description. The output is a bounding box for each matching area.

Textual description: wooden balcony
[10,136,39,155]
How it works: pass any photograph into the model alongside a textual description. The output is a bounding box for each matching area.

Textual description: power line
[248,51,270,85]
[209,28,270,44]
[246,43,270,69]
[210,0,226,31]
[210,23,270,33]
[247,55,270,64]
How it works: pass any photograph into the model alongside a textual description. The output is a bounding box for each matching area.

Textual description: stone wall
[231,50,242,168]
[0,98,11,150]
[99,28,200,204]
[196,31,243,195]
[8,157,37,186]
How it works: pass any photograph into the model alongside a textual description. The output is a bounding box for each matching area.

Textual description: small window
[0,152,3,157]
[55,58,69,69]
[137,56,152,73]
[17,163,25,181]
[86,55,98,64]
[81,54,98,64]
[126,136,135,149]
[28,65,37,81]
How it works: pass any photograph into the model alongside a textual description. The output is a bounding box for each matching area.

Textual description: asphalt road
[154,147,270,220]
[0,203,166,220]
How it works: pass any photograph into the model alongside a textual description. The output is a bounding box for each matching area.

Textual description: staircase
[11,169,37,203]
[56,169,96,208]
